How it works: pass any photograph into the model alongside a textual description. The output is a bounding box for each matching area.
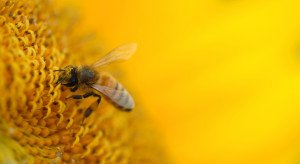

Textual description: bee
[56,43,136,118]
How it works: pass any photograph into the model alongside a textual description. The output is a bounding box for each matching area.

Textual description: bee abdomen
[111,82,134,111]
[99,74,134,111]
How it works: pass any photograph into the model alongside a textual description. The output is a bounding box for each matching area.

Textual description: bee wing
[91,84,135,111]
[91,43,137,68]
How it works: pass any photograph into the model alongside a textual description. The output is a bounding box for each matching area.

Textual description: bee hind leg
[93,93,102,104]
[84,107,93,118]
[66,92,94,100]
[81,107,93,125]
[81,94,102,125]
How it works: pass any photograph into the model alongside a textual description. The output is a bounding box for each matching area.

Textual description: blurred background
[66,0,300,163]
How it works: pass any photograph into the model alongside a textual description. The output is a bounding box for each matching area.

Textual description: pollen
[0,0,167,163]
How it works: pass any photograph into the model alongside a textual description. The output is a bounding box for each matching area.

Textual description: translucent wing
[92,43,137,68]
[91,84,135,111]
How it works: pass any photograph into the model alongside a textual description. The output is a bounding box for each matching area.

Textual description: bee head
[55,66,77,86]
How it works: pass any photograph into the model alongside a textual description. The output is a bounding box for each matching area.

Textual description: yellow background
[71,0,300,163]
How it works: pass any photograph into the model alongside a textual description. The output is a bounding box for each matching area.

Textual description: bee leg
[81,107,93,125]
[84,107,93,118]
[81,94,101,125]
[92,93,102,104]
[70,85,78,92]
[66,92,94,100]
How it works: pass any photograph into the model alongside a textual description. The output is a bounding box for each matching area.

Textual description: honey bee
[56,43,136,118]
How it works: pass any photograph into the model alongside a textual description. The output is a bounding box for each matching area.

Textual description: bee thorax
[78,66,98,84]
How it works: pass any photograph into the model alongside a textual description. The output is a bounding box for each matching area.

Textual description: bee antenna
[56,77,65,85]
[54,69,65,72]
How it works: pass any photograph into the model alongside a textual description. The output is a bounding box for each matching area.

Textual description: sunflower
[0,0,167,163]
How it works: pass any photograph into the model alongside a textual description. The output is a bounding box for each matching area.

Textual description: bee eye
[64,67,77,86]
[69,75,76,83]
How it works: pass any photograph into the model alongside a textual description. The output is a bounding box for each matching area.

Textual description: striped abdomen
[92,73,134,111]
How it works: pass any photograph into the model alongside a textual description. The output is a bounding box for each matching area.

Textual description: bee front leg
[70,85,78,92]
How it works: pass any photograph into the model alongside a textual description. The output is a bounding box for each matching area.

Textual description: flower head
[0,0,167,163]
